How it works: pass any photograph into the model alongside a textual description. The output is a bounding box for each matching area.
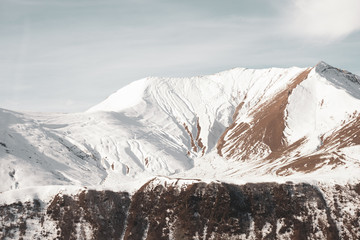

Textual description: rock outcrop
[1,179,360,239]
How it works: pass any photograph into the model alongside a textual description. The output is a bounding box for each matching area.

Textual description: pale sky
[1,0,360,112]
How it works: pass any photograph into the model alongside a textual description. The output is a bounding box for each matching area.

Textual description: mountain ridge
[1,61,360,194]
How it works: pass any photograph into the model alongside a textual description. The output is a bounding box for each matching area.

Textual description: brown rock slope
[269,113,360,176]
[217,68,312,161]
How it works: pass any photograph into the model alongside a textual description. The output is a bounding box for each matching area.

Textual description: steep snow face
[285,62,360,151]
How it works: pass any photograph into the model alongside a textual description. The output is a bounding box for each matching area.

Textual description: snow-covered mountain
[1,62,360,239]
[1,61,359,192]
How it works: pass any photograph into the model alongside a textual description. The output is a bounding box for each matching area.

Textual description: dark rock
[1,180,360,239]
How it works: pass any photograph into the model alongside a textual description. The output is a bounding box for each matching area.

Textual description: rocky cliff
[1,178,359,239]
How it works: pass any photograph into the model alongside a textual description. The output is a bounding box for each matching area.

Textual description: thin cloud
[284,0,360,42]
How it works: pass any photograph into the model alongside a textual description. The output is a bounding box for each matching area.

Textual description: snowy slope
[211,62,360,181]
[1,62,360,198]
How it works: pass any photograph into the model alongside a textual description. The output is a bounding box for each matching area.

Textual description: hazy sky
[1,0,360,112]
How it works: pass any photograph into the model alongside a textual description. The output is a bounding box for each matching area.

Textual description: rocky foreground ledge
[1,179,360,240]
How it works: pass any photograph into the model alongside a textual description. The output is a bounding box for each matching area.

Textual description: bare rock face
[46,190,130,240]
[0,191,131,240]
[125,181,340,240]
[1,179,360,239]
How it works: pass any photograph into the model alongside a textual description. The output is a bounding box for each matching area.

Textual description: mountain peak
[315,61,360,84]
[315,60,331,68]
[314,61,360,101]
